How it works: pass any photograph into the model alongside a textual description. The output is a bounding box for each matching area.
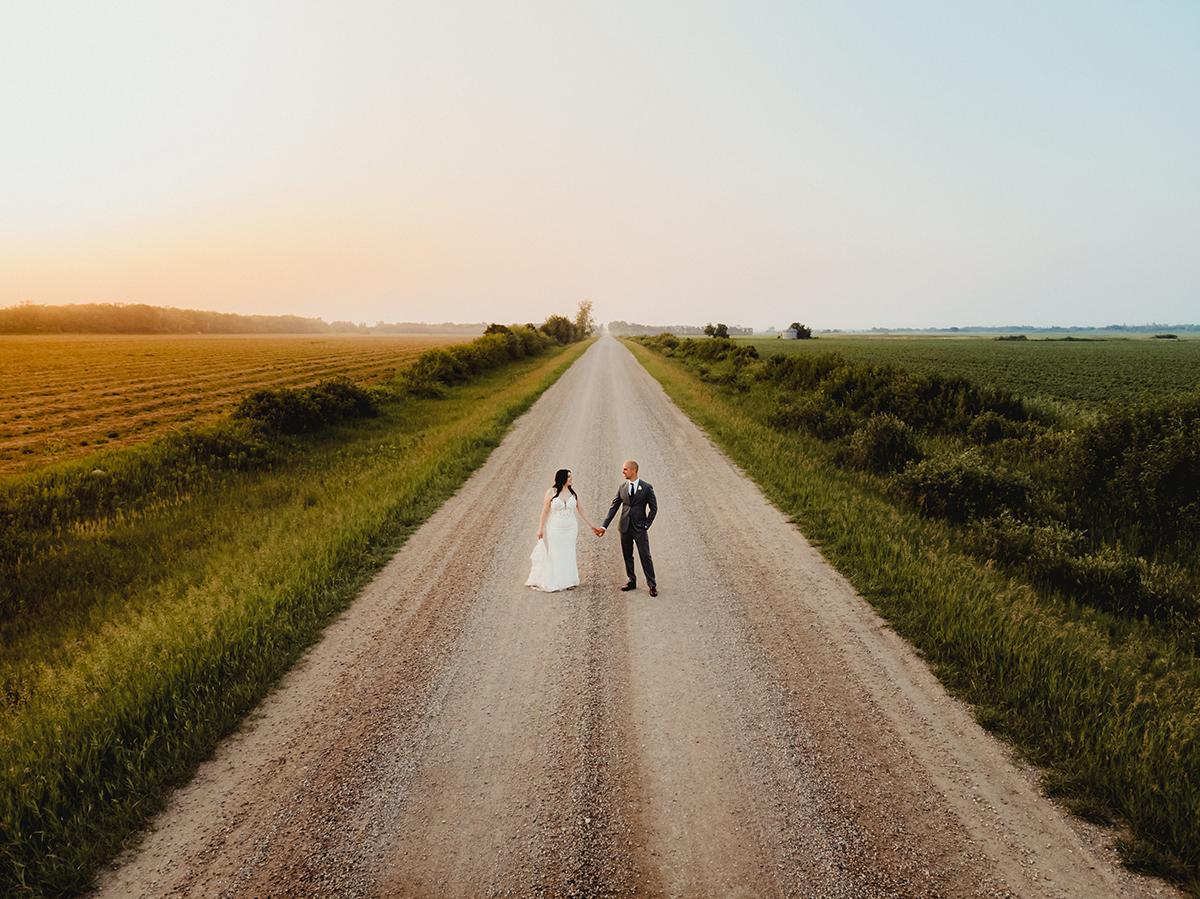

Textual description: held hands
[593,527,605,537]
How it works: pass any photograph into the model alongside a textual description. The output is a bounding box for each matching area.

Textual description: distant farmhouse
[780,322,813,340]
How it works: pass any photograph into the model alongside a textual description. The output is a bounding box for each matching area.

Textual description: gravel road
[92,335,1178,898]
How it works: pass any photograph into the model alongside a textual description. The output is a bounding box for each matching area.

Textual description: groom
[598,459,658,596]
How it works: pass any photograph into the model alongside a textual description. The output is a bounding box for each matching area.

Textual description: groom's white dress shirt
[627,478,640,496]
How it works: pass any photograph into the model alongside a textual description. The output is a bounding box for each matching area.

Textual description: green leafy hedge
[233,377,380,434]
[401,326,555,396]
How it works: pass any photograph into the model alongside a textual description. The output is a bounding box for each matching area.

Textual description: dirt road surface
[93,336,1177,898]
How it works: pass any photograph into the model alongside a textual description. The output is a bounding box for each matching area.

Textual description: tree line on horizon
[611,319,1200,337]
[9,303,1191,338]
[0,302,488,335]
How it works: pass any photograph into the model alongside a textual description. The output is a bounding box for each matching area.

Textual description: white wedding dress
[526,493,580,592]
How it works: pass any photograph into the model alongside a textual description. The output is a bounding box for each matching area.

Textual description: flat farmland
[742,335,1200,410]
[0,333,470,474]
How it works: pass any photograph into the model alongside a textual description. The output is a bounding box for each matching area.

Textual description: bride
[526,469,602,592]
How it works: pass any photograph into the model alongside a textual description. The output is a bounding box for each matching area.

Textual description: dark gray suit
[602,480,657,588]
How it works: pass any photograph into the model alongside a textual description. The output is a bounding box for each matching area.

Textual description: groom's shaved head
[623,459,639,477]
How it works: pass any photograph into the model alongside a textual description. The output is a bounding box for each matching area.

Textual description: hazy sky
[2,2,1197,329]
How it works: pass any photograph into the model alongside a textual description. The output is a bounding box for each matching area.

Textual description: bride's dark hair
[553,468,577,500]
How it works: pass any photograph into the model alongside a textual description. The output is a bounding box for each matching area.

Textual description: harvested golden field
[0,333,470,474]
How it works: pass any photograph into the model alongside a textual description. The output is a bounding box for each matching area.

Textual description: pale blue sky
[2,1,1197,328]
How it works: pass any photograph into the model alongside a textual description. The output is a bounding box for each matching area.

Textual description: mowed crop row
[0,334,471,473]
[5,354,401,428]
[743,335,1200,412]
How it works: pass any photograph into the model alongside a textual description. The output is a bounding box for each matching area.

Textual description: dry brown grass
[0,333,470,473]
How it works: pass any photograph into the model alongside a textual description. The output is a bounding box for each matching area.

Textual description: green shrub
[402,347,469,393]
[513,324,552,355]
[767,392,855,440]
[232,377,378,434]
[233,388,322,432]
[403,327,555,395]
[540,314,578,344]
[845,413,923,473]
[679,336,735,363]
[758,351,847,391]
[969,511,1086,565]
[1070,391,1200,551]
[892,451,1032,522]
[1066,546,1152,617]
[967,512,1198,622]
[754,352,1027,435]
[968,410,1030,444]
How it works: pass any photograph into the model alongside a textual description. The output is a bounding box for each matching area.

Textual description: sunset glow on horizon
[3,2,1198,329]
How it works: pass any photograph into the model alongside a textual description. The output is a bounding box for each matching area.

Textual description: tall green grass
[0,339,590,897]
[627,339,1200,895]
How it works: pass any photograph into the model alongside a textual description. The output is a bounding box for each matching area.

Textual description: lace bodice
[550,493,577,515]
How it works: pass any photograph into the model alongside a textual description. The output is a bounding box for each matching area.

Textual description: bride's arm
[537,489,552,539]
[575,496,597,530]
[576,496,602,534]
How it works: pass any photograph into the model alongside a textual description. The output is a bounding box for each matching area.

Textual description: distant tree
[788,322,813,339]
[540,314,577,344]
[573,300,596,338]
[484,323,512,335]
[712,322,729,339]
[703,323,716,337]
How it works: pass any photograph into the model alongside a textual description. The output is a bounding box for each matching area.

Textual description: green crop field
[0,333,471,474]
[741,335,1200,414]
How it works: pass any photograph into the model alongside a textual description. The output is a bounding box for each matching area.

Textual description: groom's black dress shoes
[621,582,637,591]
[649,586,658,597]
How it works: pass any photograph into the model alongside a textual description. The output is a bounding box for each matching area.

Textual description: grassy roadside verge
[626,339,1200,895]
[0,338,591,897]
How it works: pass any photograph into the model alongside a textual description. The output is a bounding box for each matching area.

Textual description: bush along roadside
[0,316,592,897]
[636,334,1200,628]
[628,335,1200,892]
[232,376,381,434]
[400,324,555,396]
